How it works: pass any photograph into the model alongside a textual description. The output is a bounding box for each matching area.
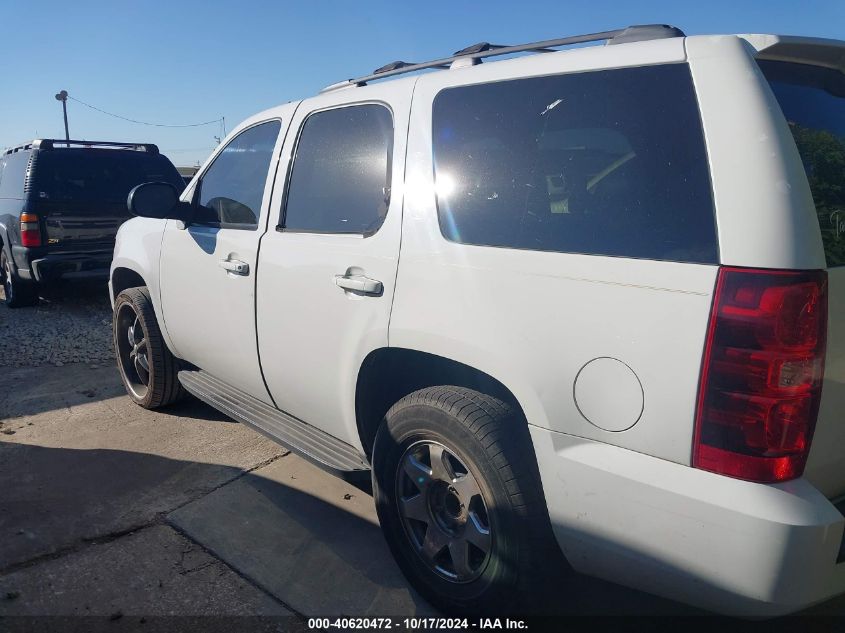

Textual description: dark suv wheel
[1,250,39,308]
[372,386,559,615]
[113,286,185,409]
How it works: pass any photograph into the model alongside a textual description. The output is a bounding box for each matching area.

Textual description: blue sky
[2,0,843,167]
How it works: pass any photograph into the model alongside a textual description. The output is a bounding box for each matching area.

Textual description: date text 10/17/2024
[308,617,529,630]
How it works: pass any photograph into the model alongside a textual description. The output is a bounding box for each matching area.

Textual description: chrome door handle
[219,259,250,276]
[334,274,383,295]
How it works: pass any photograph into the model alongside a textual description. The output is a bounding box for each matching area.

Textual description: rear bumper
[529,425,845,616]
[12,245,112,282]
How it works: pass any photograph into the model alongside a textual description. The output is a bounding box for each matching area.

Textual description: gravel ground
[0,282,114,367]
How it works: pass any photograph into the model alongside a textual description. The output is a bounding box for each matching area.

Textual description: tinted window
[32,150,183,203]
[196,120,281,228]
[0,152,30,199]
[760,60,845,267]
[283,105,393,234]
[432,64,718,263]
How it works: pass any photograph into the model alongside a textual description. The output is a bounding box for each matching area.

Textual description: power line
[68,95,222,128]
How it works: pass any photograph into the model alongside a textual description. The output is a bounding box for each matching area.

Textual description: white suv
[110,25,845,616]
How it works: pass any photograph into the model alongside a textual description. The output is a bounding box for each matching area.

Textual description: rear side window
[432,64,718,263]
[759,60,845,267]
[282,104,393,235]
[0,152,30,199]
[32,150,183,204]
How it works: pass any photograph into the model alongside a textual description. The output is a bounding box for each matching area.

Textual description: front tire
[113,286,184,409]
[372,386,559,615]
[1,251,39,308]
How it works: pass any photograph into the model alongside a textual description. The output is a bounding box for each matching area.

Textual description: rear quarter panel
[685,35,825,269]
[391,40,718,465]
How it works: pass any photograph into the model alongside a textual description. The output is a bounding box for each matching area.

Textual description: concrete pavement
[169,454,434,616]
[0,525,288,616]
[2,362,844,619]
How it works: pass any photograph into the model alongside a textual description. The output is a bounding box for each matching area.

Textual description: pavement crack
[0,453,287,579]
[0,521,154,577]
[165,519,303,619]
[161,451,289,519]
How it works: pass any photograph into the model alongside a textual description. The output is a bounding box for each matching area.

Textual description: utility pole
[54,90,70,144]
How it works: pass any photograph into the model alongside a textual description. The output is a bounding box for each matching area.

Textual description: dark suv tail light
[20,213,42,247]
[693,267,828,483]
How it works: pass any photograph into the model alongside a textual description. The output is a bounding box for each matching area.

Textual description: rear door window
[281,104,393,235]
[431,64,718,263]
[759,60,845,267]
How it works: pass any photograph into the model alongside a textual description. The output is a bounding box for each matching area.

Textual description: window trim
[429,63,720,265]
[190,118,283,232]
[276,100,395,238]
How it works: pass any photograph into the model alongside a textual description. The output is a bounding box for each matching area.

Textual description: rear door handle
[219,259,250,276]
[334,274,383,295]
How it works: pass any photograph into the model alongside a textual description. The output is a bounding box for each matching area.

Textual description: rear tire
[372,386,560,615]
[113,286,185,409]
[1,250,39,308]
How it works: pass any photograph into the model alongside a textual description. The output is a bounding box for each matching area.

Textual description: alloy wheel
[116,303,150,399]
[395,440,493,583]
[3,258,13,302]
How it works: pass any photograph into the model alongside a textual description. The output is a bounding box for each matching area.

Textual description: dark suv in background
[0,139,183,307]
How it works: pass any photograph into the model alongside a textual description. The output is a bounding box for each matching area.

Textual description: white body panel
[256,81,414,446]
[158,104,298,402]
[685,35,825,269]
[531,425,845,617]
[393,39,716,464]
[110,217,175,352]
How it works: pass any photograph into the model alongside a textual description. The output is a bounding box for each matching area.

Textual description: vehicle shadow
[0,440,701,618]
[0,279,110,308]
[36,280,111,306]
[0,442,430,616]
[1,440,841,619]
[0,365,232,423]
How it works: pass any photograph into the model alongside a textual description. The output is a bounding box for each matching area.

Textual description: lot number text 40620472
[307,617,528,630]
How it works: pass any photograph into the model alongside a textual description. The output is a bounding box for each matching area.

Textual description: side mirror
[127,182,190,221]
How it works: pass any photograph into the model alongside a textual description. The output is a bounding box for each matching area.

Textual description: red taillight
[20,213,42,247]
[693,267,828,483]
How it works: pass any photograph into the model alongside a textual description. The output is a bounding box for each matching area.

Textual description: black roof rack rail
[2,139,159,156]
[321,24,684,93]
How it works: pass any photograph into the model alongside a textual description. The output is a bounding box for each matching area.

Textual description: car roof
[242,29,845,133]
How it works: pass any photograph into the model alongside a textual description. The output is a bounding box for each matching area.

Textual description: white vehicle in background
[109,24,845,616]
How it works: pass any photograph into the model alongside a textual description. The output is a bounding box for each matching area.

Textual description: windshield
[759,59,845,267]
[33,149,184,204]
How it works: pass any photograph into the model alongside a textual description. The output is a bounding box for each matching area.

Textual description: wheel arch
[110,266,147,303]
[109,259,178,359]
[355,347,530,460]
